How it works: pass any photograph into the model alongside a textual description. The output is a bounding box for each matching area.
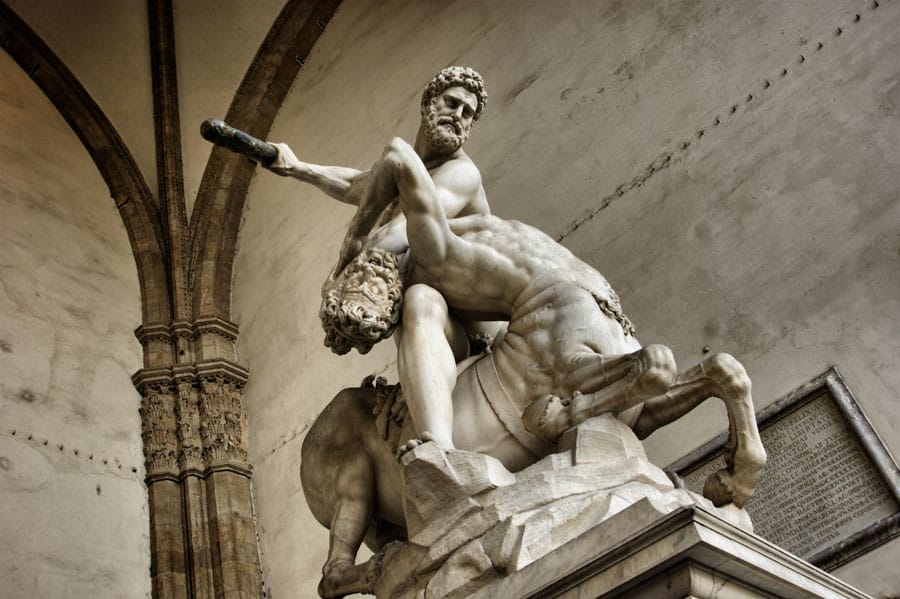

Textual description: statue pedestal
[369,414,867,599]
[470,500,872,599]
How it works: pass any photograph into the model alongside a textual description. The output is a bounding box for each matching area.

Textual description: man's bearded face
[424,102,467,154]
[422,86,478,155]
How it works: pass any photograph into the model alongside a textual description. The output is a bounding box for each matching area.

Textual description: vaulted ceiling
[6,0,284,213]
[1,4,343,595]
[1,0,341,327]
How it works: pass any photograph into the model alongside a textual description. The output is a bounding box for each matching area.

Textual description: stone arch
[0,2,172,327]
[188,0,341,321]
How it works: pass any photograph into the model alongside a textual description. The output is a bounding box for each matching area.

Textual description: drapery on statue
[203,67,767,598]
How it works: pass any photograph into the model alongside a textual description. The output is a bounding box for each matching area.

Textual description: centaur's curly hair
[421,66,488,121]
[319,248,404,355]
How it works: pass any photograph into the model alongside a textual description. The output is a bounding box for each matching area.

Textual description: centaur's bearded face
[319,248,404,355]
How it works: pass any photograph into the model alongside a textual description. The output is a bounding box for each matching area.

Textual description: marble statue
[202,67,767,599]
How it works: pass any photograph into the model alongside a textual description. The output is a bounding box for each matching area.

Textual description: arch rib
[0,0,172,326]
[188,0,341,321]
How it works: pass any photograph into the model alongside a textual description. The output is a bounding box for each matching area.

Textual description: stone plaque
[668,368,900,570]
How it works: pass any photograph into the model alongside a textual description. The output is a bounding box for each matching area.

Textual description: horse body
[300,255,765,597]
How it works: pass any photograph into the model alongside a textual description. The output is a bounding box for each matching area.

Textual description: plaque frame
[667,367,900,570]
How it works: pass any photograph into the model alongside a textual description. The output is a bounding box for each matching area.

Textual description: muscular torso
[409,215,611,316]
[365,153,489,255]
[410,214,641,398]
[409,216,531,313]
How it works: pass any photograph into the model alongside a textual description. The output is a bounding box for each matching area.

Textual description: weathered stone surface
[286,64,766,597]
[472,501,873,599]
[370,415,751,598]
[0,46,149,599]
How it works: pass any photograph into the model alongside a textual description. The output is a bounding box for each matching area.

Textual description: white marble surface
[232,1,900,597]
[472,501,873,599]
[371,415,752,599]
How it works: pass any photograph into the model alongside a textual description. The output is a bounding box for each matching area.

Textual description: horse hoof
[704,469,753,508]
[523,394,570,442]
[318,558,358,598]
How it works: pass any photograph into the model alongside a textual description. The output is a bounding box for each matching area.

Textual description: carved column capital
[134,358,250,480]
[198,374,249,468]
[174,379,203,472]
[139,383,178,477]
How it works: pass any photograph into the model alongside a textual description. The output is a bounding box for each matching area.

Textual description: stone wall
[232,1,900,597]
[0,52,150,598]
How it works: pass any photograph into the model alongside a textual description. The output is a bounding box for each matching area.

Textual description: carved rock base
[471,500,873,599]
[370,414,752,599]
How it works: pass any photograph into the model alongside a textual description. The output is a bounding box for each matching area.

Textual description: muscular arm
[386,138,481,267]
[362,152,488,257]
[331,137,487,273]
[266,142,369,206]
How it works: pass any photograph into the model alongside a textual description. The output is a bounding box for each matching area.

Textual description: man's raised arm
[267,142,370,207]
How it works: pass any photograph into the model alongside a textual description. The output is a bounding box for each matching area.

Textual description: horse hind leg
[633,353,766,508]
[317,451,379,598]
[523,344,677,442]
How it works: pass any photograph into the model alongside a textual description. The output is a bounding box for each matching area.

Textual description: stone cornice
[133,358,249,391]
[145,463,252,485]
[194,316,240,341]
[485,502,873,599]
[134,316,240,346]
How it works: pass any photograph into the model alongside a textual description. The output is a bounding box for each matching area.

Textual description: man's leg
[397,284,468,450]
[351,138,464,449]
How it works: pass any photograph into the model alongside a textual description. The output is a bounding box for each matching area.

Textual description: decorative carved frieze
[134,358,250,478]
[199,375,249,467]
[139,383,178,476]
[174,379,203,472]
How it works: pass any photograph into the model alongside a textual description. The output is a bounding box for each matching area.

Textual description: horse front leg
[632,353,766,508]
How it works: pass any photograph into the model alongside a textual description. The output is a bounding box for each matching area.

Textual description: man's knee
[633,344,677,399]
[402,284,448,326]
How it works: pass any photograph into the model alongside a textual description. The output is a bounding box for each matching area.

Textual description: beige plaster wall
[0,52,150,598]
[6,0,157,202]
[174,0,286,216]
[233,1,900,597]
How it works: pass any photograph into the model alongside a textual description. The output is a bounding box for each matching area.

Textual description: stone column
[135,320,261,599]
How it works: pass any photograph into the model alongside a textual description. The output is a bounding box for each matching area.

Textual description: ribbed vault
[0,1,341,596]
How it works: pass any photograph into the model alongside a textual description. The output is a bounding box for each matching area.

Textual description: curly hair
[319,248,404,355]
[421,66,488,121]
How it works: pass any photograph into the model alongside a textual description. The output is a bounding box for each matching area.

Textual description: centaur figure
[297,135,766,596]
[204,68,767,598]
